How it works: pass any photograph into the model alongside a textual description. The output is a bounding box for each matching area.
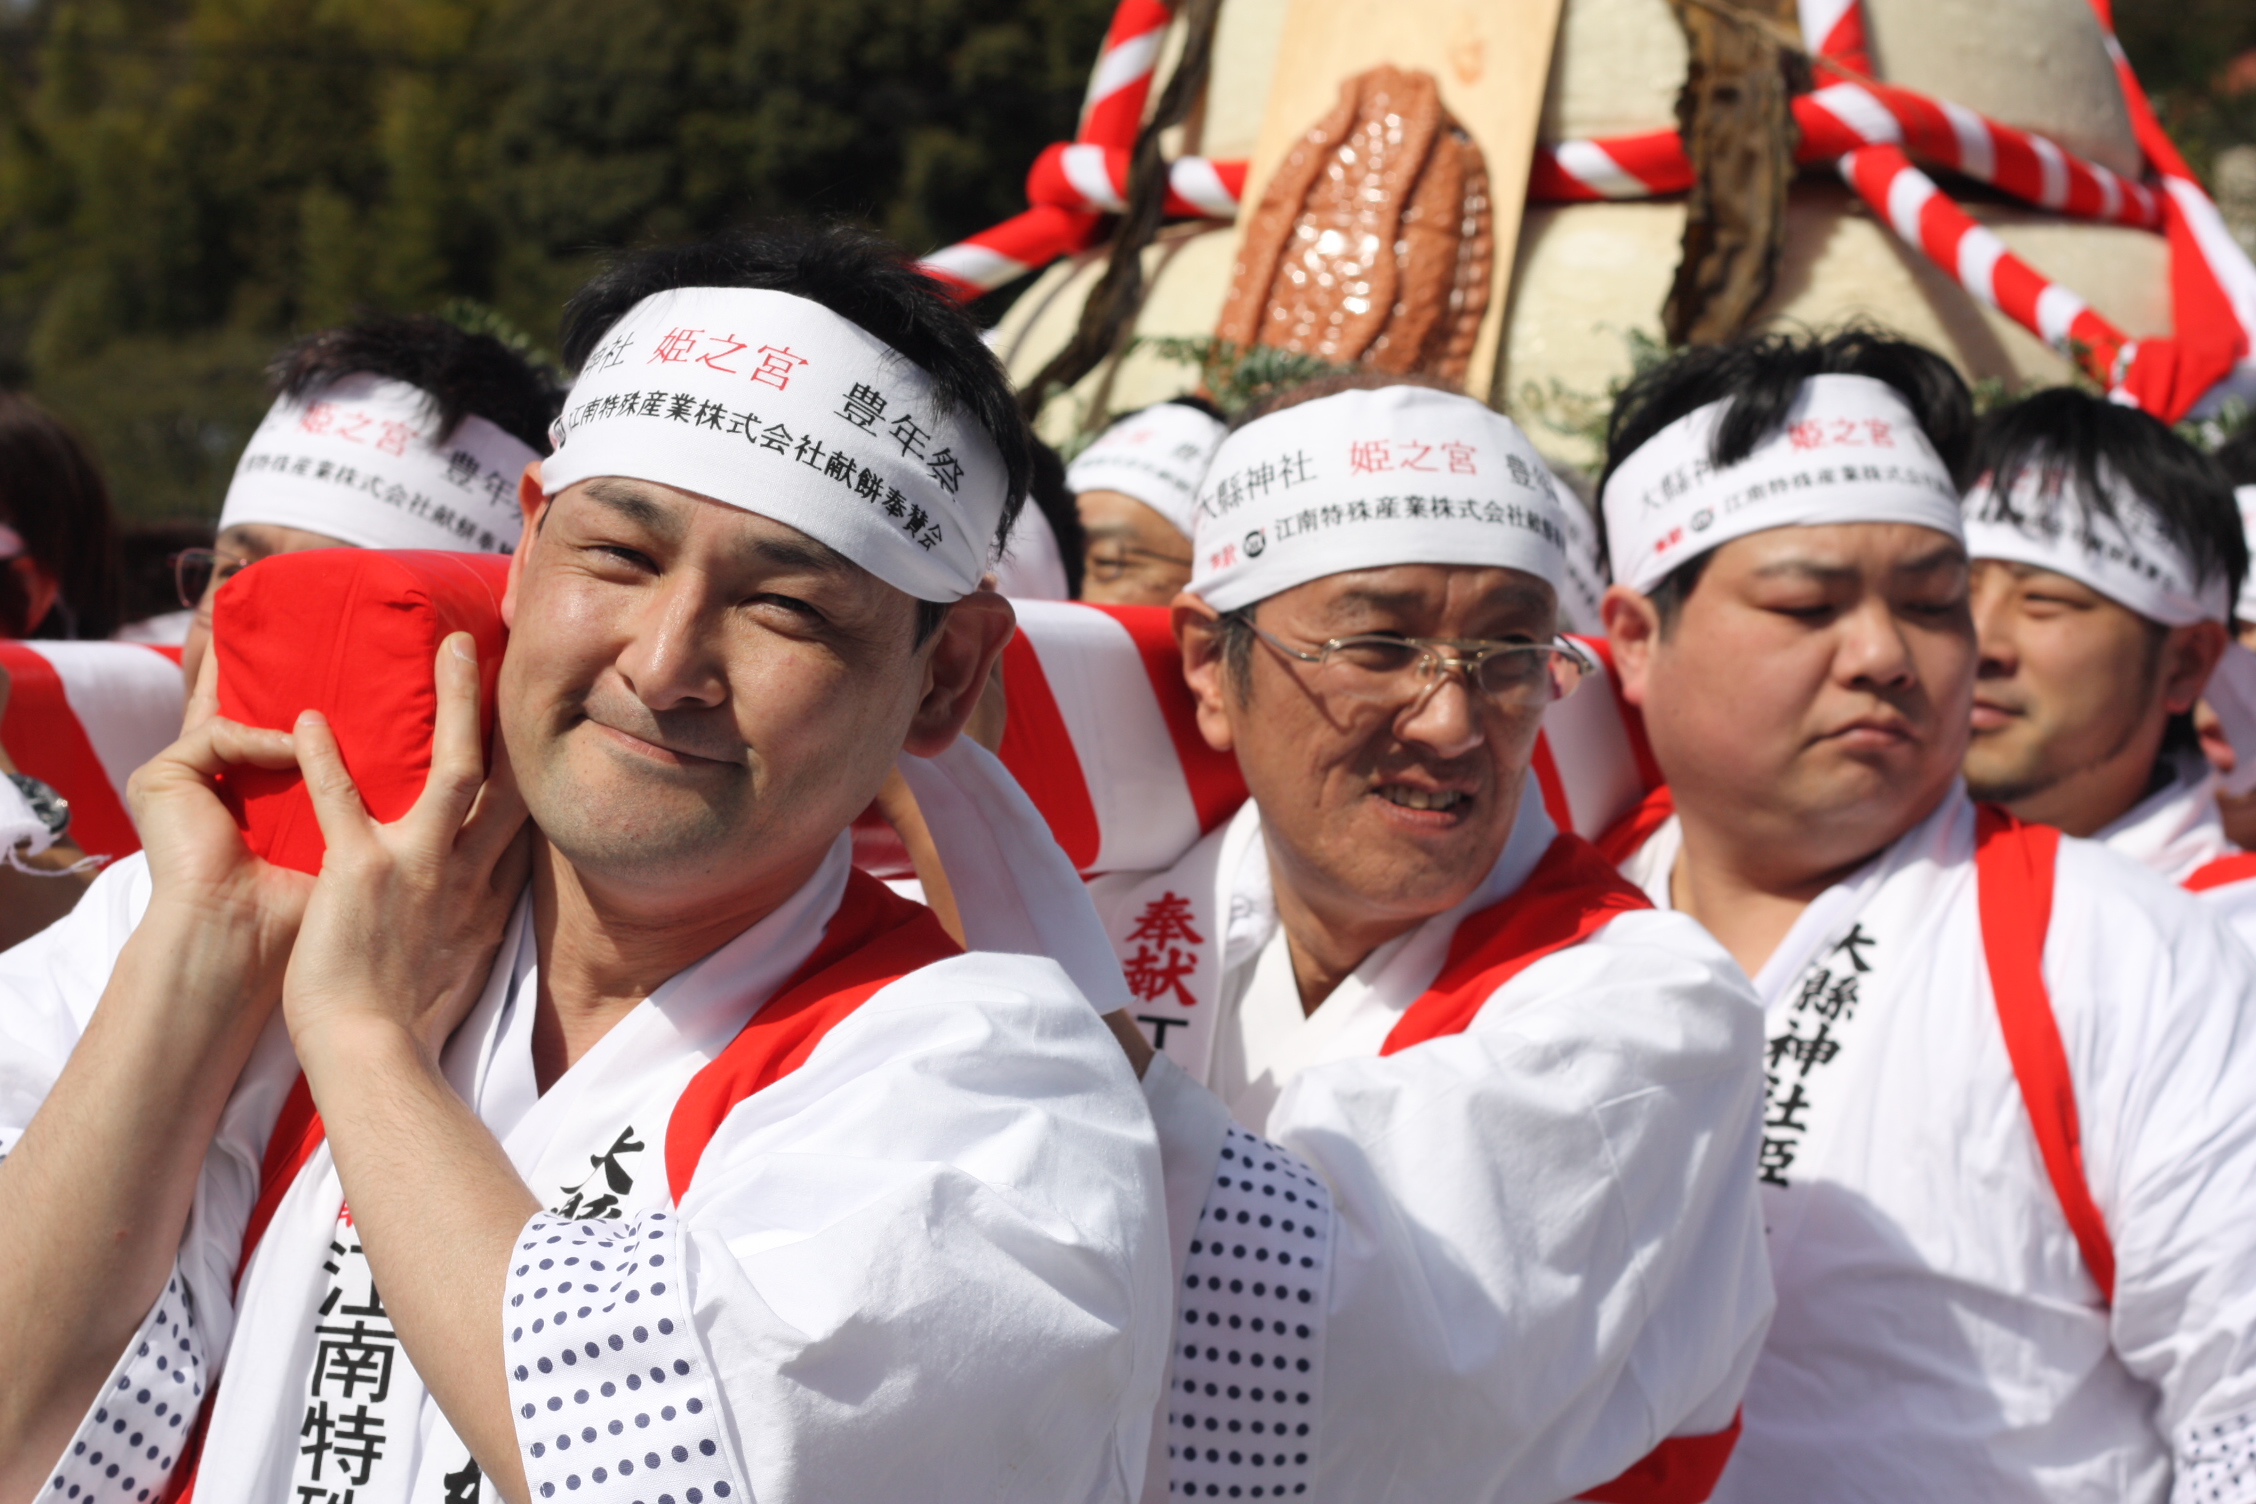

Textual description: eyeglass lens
[1314,638,1576,707]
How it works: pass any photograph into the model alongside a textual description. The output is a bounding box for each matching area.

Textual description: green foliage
[2179,396,2252,453]
[0,0,1113,519]
[1141,335,1357,421]
[1512,326,1670,460]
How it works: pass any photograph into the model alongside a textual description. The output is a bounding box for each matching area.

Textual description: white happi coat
[0,837,1171,1504]
[1089,786,1774,1504]
[2097,750,2256,945]
[1622,787,2256,1504]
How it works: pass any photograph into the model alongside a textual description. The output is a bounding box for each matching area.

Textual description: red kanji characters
[1348,439,1392,475]
[1440,441,1479,475]
[1122,892,1205,1008]
[699,333,747,374]
[649,327,704,364]
[752,344,808,391]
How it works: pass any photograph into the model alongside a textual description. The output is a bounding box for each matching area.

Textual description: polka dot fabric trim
[505,1210,745,1504]
[2177,1406,2256,1504]
[46,1268,204,1502]
[1167,1125,1333,1501]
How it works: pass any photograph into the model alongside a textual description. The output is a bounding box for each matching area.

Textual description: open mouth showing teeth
[1378,786,1467,812]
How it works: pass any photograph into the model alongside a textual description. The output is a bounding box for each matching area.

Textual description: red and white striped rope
[2086,0,2256,415]
[1798,0,1872,77]
[1838,143,2134,385]
[1530,84,2161,231]
[1079,0,1173,151]
[916,0,1177,298]
[1026,142,1248,219]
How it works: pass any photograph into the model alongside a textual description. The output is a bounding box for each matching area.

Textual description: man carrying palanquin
[1596,330,2256,1503]
[0,224,1169,1504]
[177,313,557,691]
[1957,385,2256,937]
[1086,374,1773,1503]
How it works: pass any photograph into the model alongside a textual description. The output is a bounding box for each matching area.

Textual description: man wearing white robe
[1081,375,1774,1503]
[1956,385,2256,935]
[0,225,1169,1504]
[1595,330,2256,1504]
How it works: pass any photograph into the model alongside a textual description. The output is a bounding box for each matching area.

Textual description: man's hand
[127,642,314,978]
[282,632,539,1501]
[283,632,530,1060]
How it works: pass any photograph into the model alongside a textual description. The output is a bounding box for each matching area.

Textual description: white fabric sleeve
[0,852,153,1157]
[1267,910,1773,1504]
[39,1265,210,1503]
[514,953,1170,1504]
[2054,847,2256,1477]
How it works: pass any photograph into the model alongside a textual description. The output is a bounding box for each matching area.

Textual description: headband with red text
[543,288,1008,602]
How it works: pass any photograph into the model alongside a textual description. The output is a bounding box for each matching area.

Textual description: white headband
[542,287,1008,602]
[1187,387,1568,612]
[221,375,538,554]
[1065,401,1228,538]
[1602,374,1963,594]
[1963,466,2231,627]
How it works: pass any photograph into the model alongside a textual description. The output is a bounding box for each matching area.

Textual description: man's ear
[903,590,1016,757]
[500,462,549,631]
[1602,583,1662,709]
[2164,618,2231,716]
[1173,592,1236,754]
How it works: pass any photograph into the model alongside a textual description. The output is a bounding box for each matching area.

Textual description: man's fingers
[411,633,488,837]
[293,710,376,858]
[181,637,222,737]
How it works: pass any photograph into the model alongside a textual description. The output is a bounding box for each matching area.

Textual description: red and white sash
[170,868,957,1501]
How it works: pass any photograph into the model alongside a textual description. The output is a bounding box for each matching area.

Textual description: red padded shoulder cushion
[213,549,511,875]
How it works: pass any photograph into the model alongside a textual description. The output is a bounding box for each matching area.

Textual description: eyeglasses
[172,548,253,610]
[1250,624,1594,712]
[1085,541,1193,584]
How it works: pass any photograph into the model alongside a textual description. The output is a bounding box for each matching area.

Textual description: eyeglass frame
[171,547,255,611]
[1246,621,1595,711]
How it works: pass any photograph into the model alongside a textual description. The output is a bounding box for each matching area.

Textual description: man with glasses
[174,314,557,688]
[1084,377,1772,1502]
[1068,397,1227,605]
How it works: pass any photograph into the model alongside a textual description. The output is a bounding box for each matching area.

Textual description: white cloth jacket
[1622,788,2256,1504]
[1090,787,1775,1503]
[1,838,1172,1504]
[2095,751,2256,947]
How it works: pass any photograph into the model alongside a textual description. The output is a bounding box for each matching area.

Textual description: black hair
[2216,423,2256,489]
[1023,440,1085,598]
[274,314,559,455]
[559,222,1032,561]
[1163,393,1228,426]
[1598,328,1977,627]
[0,392,120,639]
[1967,386,2247,613]
[1235,370,1461,429]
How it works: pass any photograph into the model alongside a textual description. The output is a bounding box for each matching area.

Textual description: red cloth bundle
[213,549,511,875]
